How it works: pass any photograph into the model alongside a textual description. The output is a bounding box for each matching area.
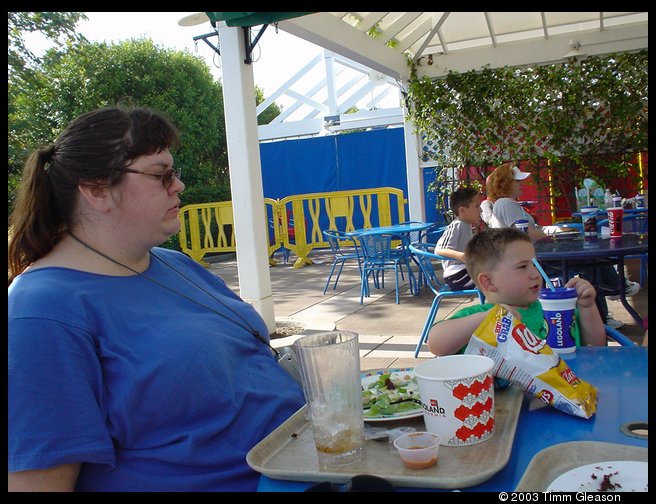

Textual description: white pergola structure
[184,12,648,331]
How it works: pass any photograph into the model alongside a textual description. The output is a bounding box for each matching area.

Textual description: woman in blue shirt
[8,106,305,492]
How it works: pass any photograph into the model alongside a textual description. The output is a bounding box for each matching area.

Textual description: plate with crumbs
[546,460,647,492]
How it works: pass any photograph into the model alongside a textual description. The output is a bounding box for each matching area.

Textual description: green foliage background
[9,38,227,207]
[406,50,648,210]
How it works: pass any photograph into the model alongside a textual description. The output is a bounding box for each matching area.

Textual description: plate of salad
[361,368,423,422]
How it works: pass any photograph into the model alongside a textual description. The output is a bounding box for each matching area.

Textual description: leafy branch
[406,51,648,211]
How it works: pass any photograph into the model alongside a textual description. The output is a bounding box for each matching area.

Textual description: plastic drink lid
[539,287,577,299]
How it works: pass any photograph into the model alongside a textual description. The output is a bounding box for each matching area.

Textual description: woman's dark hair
[8,106,179,282]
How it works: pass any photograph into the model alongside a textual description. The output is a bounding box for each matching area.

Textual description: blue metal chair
[409,243,485,357]
[322,230,362,294]
[359,233,413,304]
[410,224,446,292]
[604,324,637,346]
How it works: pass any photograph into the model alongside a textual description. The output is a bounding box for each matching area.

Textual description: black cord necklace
[67,231,279,357]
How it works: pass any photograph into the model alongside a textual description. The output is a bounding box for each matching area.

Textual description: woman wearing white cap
[483,162,547,242]
[482,162,632,329]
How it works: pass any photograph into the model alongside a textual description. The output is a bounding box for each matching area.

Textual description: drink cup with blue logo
[539,288,577,354]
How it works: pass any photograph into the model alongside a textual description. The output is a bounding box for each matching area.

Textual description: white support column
[402,105,425,221]
[218,24,276,332]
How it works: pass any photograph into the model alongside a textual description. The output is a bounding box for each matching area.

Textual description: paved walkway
[208,249,647,371]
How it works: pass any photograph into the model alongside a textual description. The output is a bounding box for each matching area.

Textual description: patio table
[571,207,648,218]
[534,234,648,327]
[256,346,648,491]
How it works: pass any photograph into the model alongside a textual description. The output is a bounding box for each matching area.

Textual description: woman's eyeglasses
[113,167,181,188]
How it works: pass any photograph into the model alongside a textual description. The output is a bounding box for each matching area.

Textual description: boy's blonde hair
[465,227,531,289]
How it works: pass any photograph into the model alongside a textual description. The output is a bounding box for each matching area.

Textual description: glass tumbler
[294,330,364,468]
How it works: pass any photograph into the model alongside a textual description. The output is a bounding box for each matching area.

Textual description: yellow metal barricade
[278,187,406,268]
[178,187,407,268]
[178,200,279,266]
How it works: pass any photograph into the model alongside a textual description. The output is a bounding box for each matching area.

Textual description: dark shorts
[444,268,475,290]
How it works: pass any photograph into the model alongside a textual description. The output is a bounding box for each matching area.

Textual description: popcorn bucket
[413,355,495,446]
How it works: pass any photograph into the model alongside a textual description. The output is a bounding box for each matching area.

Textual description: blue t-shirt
[8,248,305,491]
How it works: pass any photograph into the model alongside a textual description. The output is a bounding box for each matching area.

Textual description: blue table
[346,222,437,296]
[257,346,647,492]
[534,234,648,327]
[347,222,437,238]
[571,208,648,218]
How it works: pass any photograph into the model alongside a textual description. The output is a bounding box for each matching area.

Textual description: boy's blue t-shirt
[449,301,582,352]
[8,248,305,491]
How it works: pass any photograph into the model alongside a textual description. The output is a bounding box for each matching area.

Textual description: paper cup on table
[294,331,364,468]
[607,207,624,238]
[413,355,495,446]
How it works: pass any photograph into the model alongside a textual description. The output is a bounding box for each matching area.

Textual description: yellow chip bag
[464,304,597,418]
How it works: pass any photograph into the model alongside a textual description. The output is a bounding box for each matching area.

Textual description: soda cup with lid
[513,219,529,233]
[611,195,622,208]
[539,288,577,354]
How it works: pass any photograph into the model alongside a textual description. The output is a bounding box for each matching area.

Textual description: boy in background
[434,186,481,290]
[427,227,605,356]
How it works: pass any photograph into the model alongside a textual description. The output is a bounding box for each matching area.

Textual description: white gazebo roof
[279,12,648,80]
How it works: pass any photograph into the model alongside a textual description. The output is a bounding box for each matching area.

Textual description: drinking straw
[532,258,556,291]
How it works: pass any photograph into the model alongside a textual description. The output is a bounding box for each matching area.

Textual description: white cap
[512,166,530,180]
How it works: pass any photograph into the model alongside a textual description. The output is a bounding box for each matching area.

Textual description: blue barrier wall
[260,127,408,200]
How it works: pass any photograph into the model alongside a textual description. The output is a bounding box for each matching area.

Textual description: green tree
[9,12,90,212]
[9,38,230,214]
[8,11,88,81]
